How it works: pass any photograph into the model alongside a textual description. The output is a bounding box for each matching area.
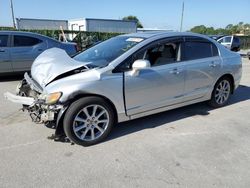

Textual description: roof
[68,18,137,23]
[123,31,213,40]
[0,30,44,36]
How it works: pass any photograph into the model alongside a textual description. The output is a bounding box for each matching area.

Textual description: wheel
[63,97,115,146]
[208,77,232,108]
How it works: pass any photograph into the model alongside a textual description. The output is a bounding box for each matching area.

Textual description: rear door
[0,34,12,73]
[182,37,221,100]
[10,34,47,71]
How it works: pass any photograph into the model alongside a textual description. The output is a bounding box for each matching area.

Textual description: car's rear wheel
[209,77,232,108]
[63,97,115,146]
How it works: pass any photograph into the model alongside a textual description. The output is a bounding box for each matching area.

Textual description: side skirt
[128,94,211,121]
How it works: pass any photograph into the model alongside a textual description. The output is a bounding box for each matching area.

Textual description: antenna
[10,0,16,29]
[180,1,184,32]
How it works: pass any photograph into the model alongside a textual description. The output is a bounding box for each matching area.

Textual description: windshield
[73,36,144,68]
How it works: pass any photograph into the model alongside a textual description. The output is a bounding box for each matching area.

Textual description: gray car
[5,32,242,146]
[0,31,78,74]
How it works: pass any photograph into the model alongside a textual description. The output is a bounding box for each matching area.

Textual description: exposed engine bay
[7,73,63,124]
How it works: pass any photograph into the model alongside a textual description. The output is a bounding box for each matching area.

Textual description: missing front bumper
[4,92,35,106]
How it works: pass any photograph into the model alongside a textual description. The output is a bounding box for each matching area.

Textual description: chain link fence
[0,27,121,50]
[1,27,250,50]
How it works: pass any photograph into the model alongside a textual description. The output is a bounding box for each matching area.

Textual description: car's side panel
[0,35,12,73]
[45,69,128,122]
[182,56,222,101]
[217,44,242,88]
[129,92,211,120]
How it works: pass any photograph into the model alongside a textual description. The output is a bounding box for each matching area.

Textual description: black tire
[63,97,115,146]
[208,77,232,108]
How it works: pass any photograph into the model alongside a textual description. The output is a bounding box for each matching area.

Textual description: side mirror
[130,59,151,76]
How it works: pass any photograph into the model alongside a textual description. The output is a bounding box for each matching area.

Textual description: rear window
[183,42,217,60]
[14,36,42,47]
[0,35,8,47]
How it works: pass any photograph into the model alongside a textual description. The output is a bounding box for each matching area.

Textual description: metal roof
[123,31,214,41]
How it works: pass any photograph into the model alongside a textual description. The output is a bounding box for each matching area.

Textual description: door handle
[38,49,44,52]
[170,68,180,75]
[209,62,217,67]
[0,49,5,52]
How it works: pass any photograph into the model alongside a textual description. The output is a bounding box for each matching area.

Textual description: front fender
[55,105,69,136]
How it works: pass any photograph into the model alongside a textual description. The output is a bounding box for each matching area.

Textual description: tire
[63,97,115,146]
[208,77,232,108]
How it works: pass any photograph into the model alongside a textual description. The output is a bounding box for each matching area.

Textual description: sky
[0,0,250,31]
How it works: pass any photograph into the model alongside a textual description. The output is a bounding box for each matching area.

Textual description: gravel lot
[0,58,249,188]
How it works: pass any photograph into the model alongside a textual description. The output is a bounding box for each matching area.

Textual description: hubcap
[73,105,109,141]
[215,80,230,104]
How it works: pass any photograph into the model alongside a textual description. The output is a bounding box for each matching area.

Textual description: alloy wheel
[214,80,231,104]
[72,105,110,141]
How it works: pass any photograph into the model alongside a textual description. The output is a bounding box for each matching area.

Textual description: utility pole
[180,1,184,32]
[10,0,16,29]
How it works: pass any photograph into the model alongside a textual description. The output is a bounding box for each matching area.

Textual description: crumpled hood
[31,48,88,88]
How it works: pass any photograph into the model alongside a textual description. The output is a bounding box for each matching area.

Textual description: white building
[16,18,137,33]
[68,18,137,33]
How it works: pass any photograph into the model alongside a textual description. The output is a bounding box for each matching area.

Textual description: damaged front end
[4,73,64,125]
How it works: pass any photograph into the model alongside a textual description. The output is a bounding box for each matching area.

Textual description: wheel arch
[55,93,118,136]
[215,73,235,94]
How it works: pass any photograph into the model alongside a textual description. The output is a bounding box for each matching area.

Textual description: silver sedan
[5,32,242,146]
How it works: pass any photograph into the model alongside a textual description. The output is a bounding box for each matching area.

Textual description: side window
[0,35,8,47]
[14,36,42,47]
[113,39,182,72]
[224,36,232,43]
[143,42,180,67]
[183,41,214,61]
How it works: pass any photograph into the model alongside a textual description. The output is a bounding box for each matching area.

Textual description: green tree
[206,27,216,35]
[122,15,143,28]
[226,24,233,30]
[190,25,207,34]
[244,23,250,35]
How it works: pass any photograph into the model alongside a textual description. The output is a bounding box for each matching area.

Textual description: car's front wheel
[208,77,232,108]
[63,97,115,146]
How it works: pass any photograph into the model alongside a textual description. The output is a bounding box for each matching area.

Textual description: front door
[124,38,185,115]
